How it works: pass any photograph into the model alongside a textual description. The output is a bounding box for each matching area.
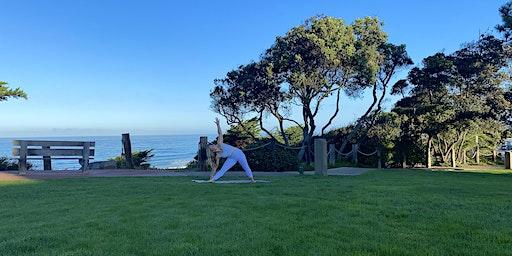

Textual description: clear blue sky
[0,0,506,137]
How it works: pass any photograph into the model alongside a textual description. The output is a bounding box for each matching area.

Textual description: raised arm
[215,117,223,145]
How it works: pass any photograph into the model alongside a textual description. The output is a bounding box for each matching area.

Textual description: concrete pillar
[314,138,327,175]
[505,151,512,169]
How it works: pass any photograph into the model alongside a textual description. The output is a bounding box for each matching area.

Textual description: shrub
[111,150,154,169]
[234,143,300,172]
[0,157,32,171]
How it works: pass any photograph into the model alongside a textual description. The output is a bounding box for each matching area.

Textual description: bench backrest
[12,140,95,159]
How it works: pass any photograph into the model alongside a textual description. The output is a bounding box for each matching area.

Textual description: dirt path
[0,167,371,181]
[0,172,29,181]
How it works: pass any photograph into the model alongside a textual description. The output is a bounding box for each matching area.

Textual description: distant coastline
[0,134,215,170]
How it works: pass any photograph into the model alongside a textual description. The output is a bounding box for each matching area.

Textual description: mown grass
[1,169,511,256]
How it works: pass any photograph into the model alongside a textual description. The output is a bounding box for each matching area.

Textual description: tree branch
[321,88,341,135]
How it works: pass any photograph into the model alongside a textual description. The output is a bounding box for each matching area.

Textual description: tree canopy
[211,16,410,160]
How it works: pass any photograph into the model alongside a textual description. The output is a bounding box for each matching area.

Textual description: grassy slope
[0,170,511,256]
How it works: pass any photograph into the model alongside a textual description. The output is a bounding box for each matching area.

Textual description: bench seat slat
[13,148,95,157]
[13,140,95,147]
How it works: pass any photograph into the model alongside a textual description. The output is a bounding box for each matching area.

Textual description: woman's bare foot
[208,179,215,183]
[250,177,255,183]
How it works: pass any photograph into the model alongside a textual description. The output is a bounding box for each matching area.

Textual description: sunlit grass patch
[0,170,511,255]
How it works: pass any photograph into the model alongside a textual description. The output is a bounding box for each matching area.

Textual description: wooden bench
[12,140,95,173]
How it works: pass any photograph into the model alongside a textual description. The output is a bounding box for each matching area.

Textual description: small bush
[0,157,32,171]
[111,150,154,169]
[232,143,299,172]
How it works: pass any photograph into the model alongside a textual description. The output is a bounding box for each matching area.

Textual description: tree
[497,1,512,41]
[337,43,413,153]
[266,17,389,153]
[392,35,511,167]
[212,16,405,160]
[0,81,27,101]
[273,125,303,146]
[223,118,262,148]
[211,61,288,142]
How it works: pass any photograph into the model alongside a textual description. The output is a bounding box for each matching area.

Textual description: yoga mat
[192,179,270,184]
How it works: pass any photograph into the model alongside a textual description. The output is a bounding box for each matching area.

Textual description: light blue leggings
[212,150,253,181]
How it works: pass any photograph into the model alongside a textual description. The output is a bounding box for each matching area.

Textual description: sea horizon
[0,133,215,139]
[0,134,216,170]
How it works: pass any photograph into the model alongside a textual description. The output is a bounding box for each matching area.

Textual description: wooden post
[451,146,456,168]
[427,136,432,168]
[328,144,335,165]
[352,144,358,164]
[43,146,52,171]
[314,138,327,175]
[198,136,208,171]
[82,142,90,172]
[377,148,382,169]
[122,133,134,169]
[493,150,497,163]
[505,151,512,169]
[476,135,480,165]
[18,141,27,174]
[271,141,277,172]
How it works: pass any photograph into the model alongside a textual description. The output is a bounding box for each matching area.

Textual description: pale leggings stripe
[212,150,253,181]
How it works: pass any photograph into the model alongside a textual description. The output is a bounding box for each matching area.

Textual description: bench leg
[19,158,27,174]
[43,146,52,170]
[82,158,89,172]
[19,141,27,174]
[81,142,90,172]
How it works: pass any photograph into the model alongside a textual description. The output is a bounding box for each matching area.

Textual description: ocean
[0,135,213,170]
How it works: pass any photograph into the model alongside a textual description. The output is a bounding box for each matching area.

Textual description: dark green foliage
[219,142,300,172]
[273,126,303,146]
[111,150,154,169]
[0,81,27,101]
[497,1,512,40]
[243,144,299,172]
[0,157,32,171]
[386,34,512,167]
[212,16,393,150]
[223,118,261,148]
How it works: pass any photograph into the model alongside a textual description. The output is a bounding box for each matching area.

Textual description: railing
[197,137,382,172]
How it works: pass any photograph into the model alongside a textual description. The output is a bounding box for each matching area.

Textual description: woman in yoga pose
[207,118,255,182]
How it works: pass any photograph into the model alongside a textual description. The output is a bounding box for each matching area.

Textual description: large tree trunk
[451,145,456,168]
[298,107,310,162]
[258,111,278,141]
[321,89,341,135]
[277,118,289,146]
[427,135,433,168]
[338,83,380,153]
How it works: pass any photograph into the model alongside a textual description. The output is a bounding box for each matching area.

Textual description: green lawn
[1,170,511,256]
